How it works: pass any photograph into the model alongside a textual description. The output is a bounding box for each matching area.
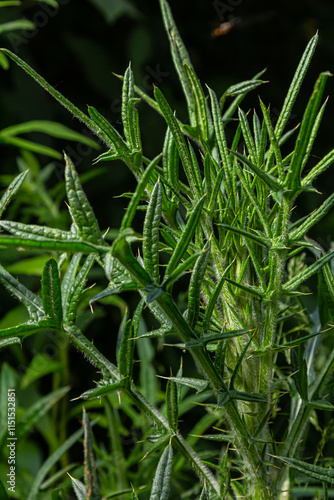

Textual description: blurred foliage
[1,0,334,497]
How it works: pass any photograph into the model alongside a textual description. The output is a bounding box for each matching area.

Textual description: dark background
[1,0,334,491]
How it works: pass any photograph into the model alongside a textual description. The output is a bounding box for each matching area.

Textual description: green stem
[112,235,271,496]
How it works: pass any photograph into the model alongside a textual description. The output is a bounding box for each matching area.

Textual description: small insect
[211,11,277,38]
[211,17,241,38]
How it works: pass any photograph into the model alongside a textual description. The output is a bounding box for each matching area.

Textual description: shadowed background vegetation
[1,1,334,498]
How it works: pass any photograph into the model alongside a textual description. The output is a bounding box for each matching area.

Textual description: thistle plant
[1,1,334,498]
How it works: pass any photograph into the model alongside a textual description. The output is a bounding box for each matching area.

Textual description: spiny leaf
[41,258,62,327]
[118,319,135,381]
[121,153,162,231]
[159,0,195,125]
[162,126,179,196]
[284,250,334,292]
[166,377,178,432]
[0,262,44,321]
[184,64,209,142]
[154,86,201,197]
[207,86,233,197]
[187,243,210,328]
[219,223,270,248]
[149,444,174,500]
[82,408,101,500]
[274,33,318,139]
[88,105,131,157]
[65,154,104,245]
[0,170,28,218]
[69,475,86,500]
[0,220,77,242]
[185,329,249,349]
[163,377,209,393]
[143,181,162,283]
[285,71,331,191]
[62,254,96,324]
[289,192,334,241]
[0,235,107,253]
[275,456,334,485]
[225,79,266,97]
[231,150,282,193]
[165,196,205,277]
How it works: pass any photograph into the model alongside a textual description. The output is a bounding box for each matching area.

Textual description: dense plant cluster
[1,1,334,499]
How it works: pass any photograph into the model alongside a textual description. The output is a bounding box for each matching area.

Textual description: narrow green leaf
[29,425,86,500]
[166,377,178,432]
[121,154,162,231]
[259,100,284,180]
[118,319,135,381]
[62,254,96,323]
[238,107,257,166]
[187,243,210,328]
[0,19,35,35]
[284,250,334,292]
[0,262,44,321]
[21,353,62,389]
[219,223,270,248]
[207,86,233,197]
[275,456,334,485]
[69,475,86,500]
[318,261,334,329]
[222,69,267,121]
[0,134,62,158]
[41,258,62,327]
[0,220,77,242]
[82,408,101,500]
[150,444,174,500]
[0,235,108,253]
[291,348,308,401]
[159,0,195,125]
[0,170,28,218]
[163,126,179,195]
[289,193,334,241]
[162,251,202,293]
[0,321,55,341]
[185,329,249,349]
[184,64,209,141]
[302,148,334,186]
[274,33,318,139]
[154,86,201,197]
[165,196,205,277]
[285,72,331,190]
[224,277,263,298]
[143,181,162,283]
[65,154,104,245]
[301,99,328,170]
[0,121,99,148]
[225,79,266,97]
[0,337,21,349]
[17,386,70,439]
[80,381,125,400]
[164,377,209,393]
[231,150,282,192]
[230,390,267,404]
